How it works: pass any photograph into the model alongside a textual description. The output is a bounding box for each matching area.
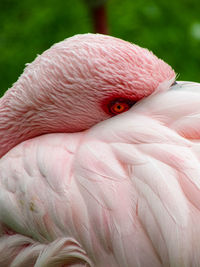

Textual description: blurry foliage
[0,0,200,96]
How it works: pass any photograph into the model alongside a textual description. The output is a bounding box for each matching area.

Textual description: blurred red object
[84,0,109,34]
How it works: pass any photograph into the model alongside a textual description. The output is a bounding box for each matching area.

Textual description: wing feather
[1,82,200,266]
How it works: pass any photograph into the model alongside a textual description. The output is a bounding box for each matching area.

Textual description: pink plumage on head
[38,33,175,100]
[0,33,175,158]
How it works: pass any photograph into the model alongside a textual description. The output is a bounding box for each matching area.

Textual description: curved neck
[0,94,85,158]
[0,103,30,158]
[0,92,50,158]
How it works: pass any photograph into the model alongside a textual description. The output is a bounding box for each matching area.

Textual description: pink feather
[0,34,199,266]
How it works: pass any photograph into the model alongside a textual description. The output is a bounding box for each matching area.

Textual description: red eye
[107,98,136,115]
[110,102,130,114]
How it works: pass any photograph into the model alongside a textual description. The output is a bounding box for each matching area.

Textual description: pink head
[0,33,175,157]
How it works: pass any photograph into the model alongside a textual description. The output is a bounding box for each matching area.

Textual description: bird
[0,33,199,266]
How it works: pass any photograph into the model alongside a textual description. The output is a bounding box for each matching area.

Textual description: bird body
[0,34,199,266]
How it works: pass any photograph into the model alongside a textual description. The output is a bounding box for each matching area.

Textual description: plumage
[0,34,199,266]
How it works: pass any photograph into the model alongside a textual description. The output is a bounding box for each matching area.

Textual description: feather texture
[0,82,200,266]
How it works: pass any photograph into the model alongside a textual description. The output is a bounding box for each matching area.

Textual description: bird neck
[0,98,39,158]
[0,93,83,158]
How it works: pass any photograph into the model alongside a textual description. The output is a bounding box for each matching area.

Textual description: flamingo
[0,33,199,266]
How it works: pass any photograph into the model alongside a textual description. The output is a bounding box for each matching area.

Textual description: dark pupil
[117,105,121,109]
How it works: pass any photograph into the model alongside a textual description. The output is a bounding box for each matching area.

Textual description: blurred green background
[0,0,200,96]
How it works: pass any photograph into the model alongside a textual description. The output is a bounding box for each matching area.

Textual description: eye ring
[107,98,136,115]
[110,102,130,114]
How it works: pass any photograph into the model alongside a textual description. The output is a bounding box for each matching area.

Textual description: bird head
[0,33,175,157]
[5,34,175,132]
